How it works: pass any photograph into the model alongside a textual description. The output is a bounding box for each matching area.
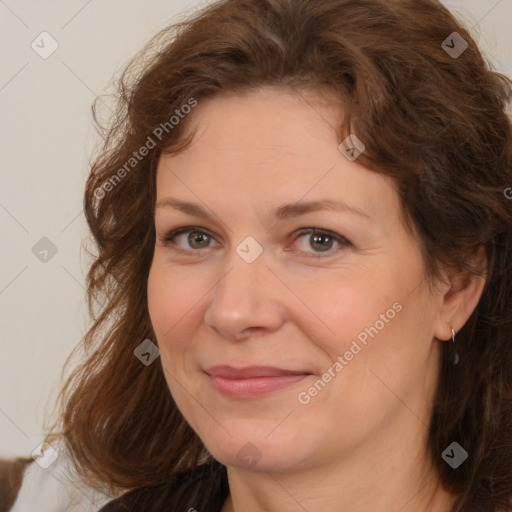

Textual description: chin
[197,419,313,472]
[210,440,301,472]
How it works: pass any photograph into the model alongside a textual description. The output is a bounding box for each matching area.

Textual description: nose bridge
[204,242,284,338]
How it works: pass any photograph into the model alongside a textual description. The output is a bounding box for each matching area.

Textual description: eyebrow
[155,197,372,221]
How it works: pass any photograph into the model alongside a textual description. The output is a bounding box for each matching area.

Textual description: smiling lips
[205,365,312,398]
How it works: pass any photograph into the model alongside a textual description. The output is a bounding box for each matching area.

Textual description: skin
[147,86,485,512]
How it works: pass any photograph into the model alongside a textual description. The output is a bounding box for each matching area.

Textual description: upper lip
[205,365,312,379]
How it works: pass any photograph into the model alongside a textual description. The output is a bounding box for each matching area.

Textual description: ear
[433,247,487,341]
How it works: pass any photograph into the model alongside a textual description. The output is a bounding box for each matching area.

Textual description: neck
[222,464,456,512]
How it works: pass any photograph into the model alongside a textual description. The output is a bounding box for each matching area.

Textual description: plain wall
[1,0,511,459]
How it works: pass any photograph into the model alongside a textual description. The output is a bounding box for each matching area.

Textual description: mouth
[204,365,313,399]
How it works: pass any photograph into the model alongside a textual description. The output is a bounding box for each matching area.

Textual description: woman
[3,0,512,510]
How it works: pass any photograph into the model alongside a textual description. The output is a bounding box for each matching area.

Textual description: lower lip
[207,373,310,398]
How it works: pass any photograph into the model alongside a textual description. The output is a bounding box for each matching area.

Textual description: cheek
[313,278,435,422]
[147,265,199,408]
[147,263,201,362]
[295,252,431,407]
[290,269,400,359]
[148,261,200,331]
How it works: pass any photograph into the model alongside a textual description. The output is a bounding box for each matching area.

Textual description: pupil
[190,232,209,248]
[312,234,332,251]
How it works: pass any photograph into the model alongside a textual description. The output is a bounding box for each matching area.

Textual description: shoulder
[0,457,33,512]
[3,440,114,512]
[98,458,229,512]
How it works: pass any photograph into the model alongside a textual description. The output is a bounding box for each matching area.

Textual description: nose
[203,247,287,341]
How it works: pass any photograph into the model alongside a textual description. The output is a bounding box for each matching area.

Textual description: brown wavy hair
[38,0,512,510]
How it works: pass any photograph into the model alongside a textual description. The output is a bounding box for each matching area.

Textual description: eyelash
[159,226,351,258]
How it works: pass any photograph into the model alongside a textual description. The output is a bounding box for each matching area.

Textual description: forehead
[155,86,399,227]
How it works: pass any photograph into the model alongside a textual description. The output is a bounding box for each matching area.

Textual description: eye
[160,227,218,253]
[291,228,351,257]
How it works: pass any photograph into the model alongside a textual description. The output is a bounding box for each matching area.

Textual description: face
[147,86,445,473]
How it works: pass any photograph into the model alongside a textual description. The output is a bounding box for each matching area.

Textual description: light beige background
[1,0,511,459]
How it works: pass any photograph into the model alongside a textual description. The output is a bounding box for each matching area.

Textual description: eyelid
[158,226,351,257]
